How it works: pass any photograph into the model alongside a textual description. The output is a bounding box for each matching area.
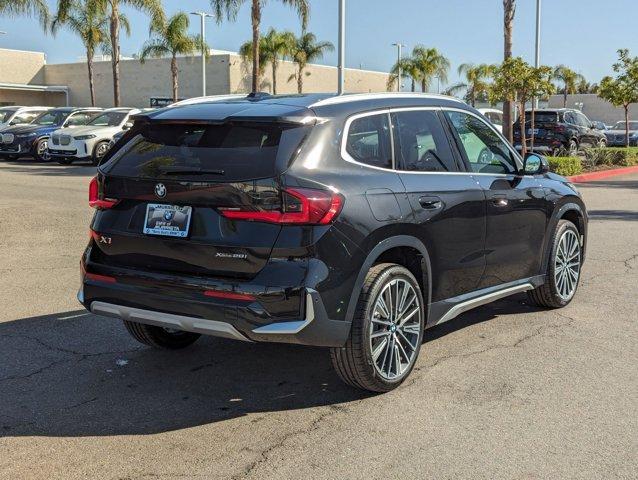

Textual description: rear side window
[345,114,392,169]
[102,122,310,182]
[391,110,458,172]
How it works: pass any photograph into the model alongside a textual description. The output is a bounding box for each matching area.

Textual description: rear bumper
[79,257,351,347]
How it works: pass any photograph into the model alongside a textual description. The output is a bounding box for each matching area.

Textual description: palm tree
[287,31,333,94]
[140,12,206,102]
[240,28,294,94]
[503,0,516,141]
[57,0,165,107]
[51,1,112,107]
[388,57,420,92]
[411,46,450,93]
[210,0,309,93]
[553,65,585,107]
[0,0,49,28]
[447,63,496,106]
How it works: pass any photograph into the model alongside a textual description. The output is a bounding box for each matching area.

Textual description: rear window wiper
[158,166,225,175]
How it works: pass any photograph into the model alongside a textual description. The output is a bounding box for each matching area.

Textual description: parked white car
[477,108,504,133]
[48,108,141,165]
[0,106,52,131]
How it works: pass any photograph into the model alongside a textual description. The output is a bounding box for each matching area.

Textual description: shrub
[547,156,583,176]
[584,147,638,167]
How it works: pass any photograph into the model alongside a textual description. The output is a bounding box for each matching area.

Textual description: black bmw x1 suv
[79,93,587,392]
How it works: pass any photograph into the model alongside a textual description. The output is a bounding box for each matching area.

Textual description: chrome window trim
[311,92,464,108]
[340,106,528,177]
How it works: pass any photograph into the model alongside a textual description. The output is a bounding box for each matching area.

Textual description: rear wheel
[123,321,201,349]
[568,139,578,156]
[598,138,607,148]
[330,263,425,392]
[528,219,582,308]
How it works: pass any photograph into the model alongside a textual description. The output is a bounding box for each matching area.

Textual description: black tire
[34,138,50,162]
[527,219,582,309]
[330,263,425,392]
[92,141,110,166]
[598,138,607,149]
[123,320,201,349]
[57,158,73,165]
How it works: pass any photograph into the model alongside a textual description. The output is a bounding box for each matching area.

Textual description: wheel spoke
[397,329,417,351]
[401,323,421,336]
[376,296,391,319]
[371,329,391,339]
[372,337,389,362]
[395,333,411,362]
[397,306,419,327]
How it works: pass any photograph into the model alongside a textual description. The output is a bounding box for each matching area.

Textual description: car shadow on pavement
[588,209,638,221]
[0,295,539,438]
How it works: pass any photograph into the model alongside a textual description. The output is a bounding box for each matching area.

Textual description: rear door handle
[418,196,443,210]
[491,194,509,207]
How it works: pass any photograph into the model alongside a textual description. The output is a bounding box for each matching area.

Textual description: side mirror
[122,122,133,131]
[523,153,549,175]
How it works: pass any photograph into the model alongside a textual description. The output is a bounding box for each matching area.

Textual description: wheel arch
[541,201,587,274]
[344,235,432,325]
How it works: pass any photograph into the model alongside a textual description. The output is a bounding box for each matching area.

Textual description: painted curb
[567,165,638,183]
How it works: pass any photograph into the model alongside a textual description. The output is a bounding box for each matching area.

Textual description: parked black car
[0,107,102,161]
[80,93,587,392]
[513,108,607,155]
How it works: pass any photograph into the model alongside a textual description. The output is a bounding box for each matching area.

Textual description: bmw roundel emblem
[164,210,174,221]
[155,183,167,198]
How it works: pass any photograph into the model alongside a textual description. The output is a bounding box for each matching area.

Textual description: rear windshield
[101,122,310,181]
[530,112,559,123]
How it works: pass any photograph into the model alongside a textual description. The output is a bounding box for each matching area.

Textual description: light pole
[190,11,213,97]
[392,43,404,92]
[533,0,541,108]
[337,0,345,95]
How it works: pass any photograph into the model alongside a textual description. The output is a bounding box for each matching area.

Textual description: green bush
[547,156,583,176]
[584,147,638,167]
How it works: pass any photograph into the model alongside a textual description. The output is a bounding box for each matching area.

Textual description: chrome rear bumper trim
[251,290,316,335]
[90,301,252,342]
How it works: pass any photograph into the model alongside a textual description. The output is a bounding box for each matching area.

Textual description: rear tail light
[219,188,343,225]
[554,124,566,133]
[203,289,256,302]
[85,272,117,284]
[89,176,119,209]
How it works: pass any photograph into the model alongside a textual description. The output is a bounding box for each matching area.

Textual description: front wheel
[568,139,579,156]
[123,321,201,349]
[598,139,607,149]
[92,141,110,166]
[528,219,582,308]
[34,138,50,162]
[330,263,425,392]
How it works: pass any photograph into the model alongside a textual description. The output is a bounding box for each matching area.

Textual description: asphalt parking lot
[0,160,636,479]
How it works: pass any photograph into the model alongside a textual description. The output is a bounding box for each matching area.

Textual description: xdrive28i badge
[155,183,167,198]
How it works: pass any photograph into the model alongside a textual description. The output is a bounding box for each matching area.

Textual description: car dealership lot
[0,161,636,479]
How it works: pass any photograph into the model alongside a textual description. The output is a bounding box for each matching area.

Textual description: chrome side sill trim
[436,283,534,325]
[252,290,316,335]
[90,301,252,342]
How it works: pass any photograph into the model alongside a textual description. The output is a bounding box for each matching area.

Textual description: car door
[443,109,548,288]
[576,112,597,147]
[391,108,486,302]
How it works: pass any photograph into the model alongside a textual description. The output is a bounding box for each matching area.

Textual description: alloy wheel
[554,229,581,300]
[369,278,422,381]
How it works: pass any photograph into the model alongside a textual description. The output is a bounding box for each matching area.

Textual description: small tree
[490,57,554,157]
[553,65,585,107]
[140,12,207,102]
[598,49,638,147]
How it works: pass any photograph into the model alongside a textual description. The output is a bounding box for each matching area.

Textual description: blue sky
[1,0,637,89]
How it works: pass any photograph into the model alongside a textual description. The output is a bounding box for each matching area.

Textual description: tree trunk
[411,78,415,92]
[421,79,426,93]
[530,102,536,152]
[502,0,515,143]
[171,55,178,102]
[625,105,630,147]
[470,88,475,107]
[86,51,96,107]
[297,66,303,94]
[563,88,568,108]
[272,60,277,95]
[519,100,527,157]
[110,4,120,107]
[251,0,261,93]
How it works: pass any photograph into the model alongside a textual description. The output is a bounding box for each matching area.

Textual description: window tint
[534,111,559,124]
[102,122,310,182]
[0,109,17,122]
[391,110,458,172]
[346,114,392,169]
[88,111,128,127]
[445,111,518,174]
[576,113,591,127]
[11,112,38,124]
[66,113,92,126]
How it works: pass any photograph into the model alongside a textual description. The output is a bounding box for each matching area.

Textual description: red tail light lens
[203,289,256,302]
[89,176,119,209]
[85,272,117,284]
[219,188,343,225]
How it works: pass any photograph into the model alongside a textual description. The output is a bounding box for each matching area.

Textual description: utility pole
[392,43,404,92]
[190,12,213,97]
[337,0,345,95]
[533,0,542,108]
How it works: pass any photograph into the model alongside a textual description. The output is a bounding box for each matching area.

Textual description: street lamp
[392,43,405,92]
[533,0,542,108]
[190,11,213,97]
[337,0,345,95]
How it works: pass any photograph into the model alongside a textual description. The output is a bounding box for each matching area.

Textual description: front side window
[34,110,70,126]
[345,114,392,169]
[445,111,518,174]
[391,110,458,172]
[0,109,17,123]
[66,113,92,126]
[89,111,128,127]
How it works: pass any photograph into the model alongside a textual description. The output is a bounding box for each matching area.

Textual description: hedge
[547,156,583,176]
[584,147,638,167]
